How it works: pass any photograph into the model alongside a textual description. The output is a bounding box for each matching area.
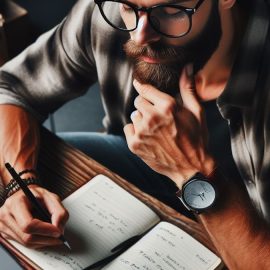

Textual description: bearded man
[0,0,269,268]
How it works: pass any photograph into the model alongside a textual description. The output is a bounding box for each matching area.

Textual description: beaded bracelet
[5,168,39,191]
[5,177,41,199]
[18,169,38,177]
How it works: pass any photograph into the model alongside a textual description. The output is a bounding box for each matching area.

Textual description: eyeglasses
[94,0,206,38]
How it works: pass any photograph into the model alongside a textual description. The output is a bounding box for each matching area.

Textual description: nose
[131,13,161,46]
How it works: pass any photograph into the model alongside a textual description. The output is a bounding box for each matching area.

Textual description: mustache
[123,40,187,62]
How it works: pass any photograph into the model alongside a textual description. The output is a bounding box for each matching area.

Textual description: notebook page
[9,174,160,270]
[103,221,221,270]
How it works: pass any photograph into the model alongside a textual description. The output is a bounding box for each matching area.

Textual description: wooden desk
[0,128,223,268]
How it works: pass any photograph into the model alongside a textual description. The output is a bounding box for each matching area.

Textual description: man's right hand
[0,185,69,249]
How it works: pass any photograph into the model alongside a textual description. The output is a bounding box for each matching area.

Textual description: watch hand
[199,194,205,201]
[191,193,200,196]
[200,183,210,193]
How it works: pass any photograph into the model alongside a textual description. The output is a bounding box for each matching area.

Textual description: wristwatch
[176,172,217,214]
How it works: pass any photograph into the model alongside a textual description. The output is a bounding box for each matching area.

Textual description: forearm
[0,105,40,185]
[199,171,270,270]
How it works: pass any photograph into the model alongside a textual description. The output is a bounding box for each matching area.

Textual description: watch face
[183,179,216,210]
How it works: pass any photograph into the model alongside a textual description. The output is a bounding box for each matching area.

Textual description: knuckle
[20,220,33,234]
[59,208,69,220]
[144,113,159,129]
[161,98,176,114]
[3,198,13,210]
[136,130,144,140]
[17,195,28,205]
[0,208,9,220]
[51,193,61,202]
[128,139,141,153]
[21,234,33,246]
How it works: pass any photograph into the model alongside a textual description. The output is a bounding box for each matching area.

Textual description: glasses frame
[94,0,206,38]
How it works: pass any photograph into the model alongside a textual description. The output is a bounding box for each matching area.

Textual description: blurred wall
[14,0,77,34]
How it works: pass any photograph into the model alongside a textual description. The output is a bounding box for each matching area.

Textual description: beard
[123,0,222,97]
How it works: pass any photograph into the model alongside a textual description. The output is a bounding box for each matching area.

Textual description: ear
[219,0,237,9]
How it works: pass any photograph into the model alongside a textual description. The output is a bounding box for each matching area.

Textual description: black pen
[87,232,149,269]
[5,162,71,250]
[86,238,138,270]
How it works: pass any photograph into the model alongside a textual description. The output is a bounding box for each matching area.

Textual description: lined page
[103,221,221,270]
[9,175,160,270]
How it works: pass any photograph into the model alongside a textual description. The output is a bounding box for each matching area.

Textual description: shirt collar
[217,0,270,115]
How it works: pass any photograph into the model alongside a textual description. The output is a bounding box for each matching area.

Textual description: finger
[41,193,69,233]
[0,232,12,239]
[130,110,142,125]
[131,109,149,136]
[133,98,162,134]
[10,196,61,237]
[18,217,62,237]
[123,123,135,139]
[7,218,62,248]
[133,80,174,108]
[124,123,140,153]
[2,214,62,248]
[179,64,202,121]
[21,234,63,248]
[134,95,154,116]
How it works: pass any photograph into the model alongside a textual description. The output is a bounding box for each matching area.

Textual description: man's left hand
[124,64,215,188]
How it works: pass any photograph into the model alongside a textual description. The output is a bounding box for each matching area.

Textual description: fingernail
[130,110,138,120]
[133,80,140,87]
[186,63,193,78]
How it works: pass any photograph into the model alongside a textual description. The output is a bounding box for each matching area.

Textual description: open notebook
[7,174,222,270]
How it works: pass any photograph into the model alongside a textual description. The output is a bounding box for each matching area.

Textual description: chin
[133,60,181,97]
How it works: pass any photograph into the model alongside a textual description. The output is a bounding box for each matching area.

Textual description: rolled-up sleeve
[0,0,98,121]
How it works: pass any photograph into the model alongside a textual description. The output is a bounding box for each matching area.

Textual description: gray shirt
[0,0,134,134]
[1,0,270,222]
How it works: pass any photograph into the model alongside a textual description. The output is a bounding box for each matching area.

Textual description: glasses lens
[100,1,137,31]
[150,6,190,37]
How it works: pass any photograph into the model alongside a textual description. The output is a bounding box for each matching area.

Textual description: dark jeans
[58,132,193,218]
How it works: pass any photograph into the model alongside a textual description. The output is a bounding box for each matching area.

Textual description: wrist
[5,177,41,199]
[1,165,37,186]
[173,156,217,189]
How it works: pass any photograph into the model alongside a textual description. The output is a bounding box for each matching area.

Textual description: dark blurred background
[4,0,105,132]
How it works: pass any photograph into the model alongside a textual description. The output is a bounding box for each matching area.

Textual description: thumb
[179,64,202,121]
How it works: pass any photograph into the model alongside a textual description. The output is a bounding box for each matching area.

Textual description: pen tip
[64,241,72,250]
